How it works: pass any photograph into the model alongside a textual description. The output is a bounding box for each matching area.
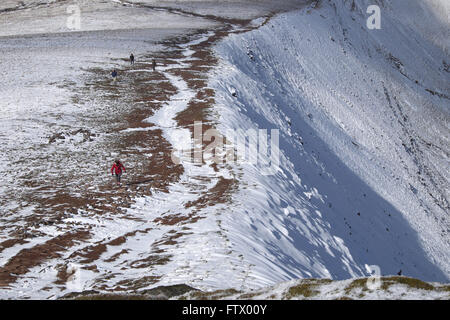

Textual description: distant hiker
[152,59,156,71]
[247,49,255,61]
[111,69,118,82]
[111,159,126,185]
[130,53,135,65]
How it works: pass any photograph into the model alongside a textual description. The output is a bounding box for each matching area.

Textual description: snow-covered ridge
[62,276,450,300]
[209,0,449,285]
[0,0,448,299]
[0,0,219,37]
[178,276,450,300]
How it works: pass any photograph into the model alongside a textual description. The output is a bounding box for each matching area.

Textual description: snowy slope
[209,0,449,286]
[0,0,218,37]
[0,0,448,299]
[1,0,306,298]
[177,276,450,300]
[64,276,450,300]
[122,0,308,20]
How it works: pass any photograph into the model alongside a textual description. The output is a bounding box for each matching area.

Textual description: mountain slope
[64,276,450,300]
[209,0,449,286]
[0,0,448,299]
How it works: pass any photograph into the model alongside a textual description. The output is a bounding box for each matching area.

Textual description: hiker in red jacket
[111,159,126,185]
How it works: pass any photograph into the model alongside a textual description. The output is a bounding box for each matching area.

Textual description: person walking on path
[130,53,135,65]
[152,58,156,71]
[111,69,118,82]
[111,159,126,186]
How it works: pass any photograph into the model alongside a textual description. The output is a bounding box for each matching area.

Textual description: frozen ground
[0,0,448,299]
[63,276,450,300]
[0,0,218,37]
[178,276,450,300]
[0,0,314,299]
[122,0,308,20]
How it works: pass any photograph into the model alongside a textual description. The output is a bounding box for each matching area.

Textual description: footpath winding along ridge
[0,2,298,297]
